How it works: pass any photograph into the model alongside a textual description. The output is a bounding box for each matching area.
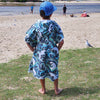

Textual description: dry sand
[0,1,100,7]
[55,1,100,4]
[0,1,100,6]
[0,13,100,63]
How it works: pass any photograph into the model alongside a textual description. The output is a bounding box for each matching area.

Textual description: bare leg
[54,79,62,95]
[39,79,46,94]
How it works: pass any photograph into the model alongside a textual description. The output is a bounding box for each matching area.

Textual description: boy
[25,1,64,95]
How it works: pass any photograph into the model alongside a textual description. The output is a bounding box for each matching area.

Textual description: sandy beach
[0,1,100,6]
[0,13,100,63]
[55,1,100,4]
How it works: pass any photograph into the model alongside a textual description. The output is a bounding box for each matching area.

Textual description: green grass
[0,48,100,100]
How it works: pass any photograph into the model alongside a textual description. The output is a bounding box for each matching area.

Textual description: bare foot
[55,88,63,95]
[38,89,46,94]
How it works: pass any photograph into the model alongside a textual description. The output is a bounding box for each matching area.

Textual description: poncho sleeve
[54,22,64,44]
[25,25,37,47]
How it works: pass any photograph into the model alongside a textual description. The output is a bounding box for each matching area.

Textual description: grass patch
[0,48,100,100]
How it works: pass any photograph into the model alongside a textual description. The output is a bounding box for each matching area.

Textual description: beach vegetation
[0,48,100,100]
[0,0,44,2]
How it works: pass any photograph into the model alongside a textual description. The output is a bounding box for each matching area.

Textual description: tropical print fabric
[25,20,64,81]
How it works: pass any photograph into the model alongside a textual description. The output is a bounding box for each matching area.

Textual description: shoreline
[0,3,100,16]
[0,1,100,6]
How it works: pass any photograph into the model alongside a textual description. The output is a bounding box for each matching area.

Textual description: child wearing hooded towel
[25,1,64,95]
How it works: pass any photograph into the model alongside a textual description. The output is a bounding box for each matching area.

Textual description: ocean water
[0,3,100,16]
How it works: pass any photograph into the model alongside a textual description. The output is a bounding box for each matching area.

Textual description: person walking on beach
[63,4,67,15]
[30,5,34,14]
[25,1,64,95]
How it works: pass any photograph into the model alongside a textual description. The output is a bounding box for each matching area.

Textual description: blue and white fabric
[25,20,64,81]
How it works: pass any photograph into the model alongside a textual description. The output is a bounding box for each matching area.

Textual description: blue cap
[39,1,57,16]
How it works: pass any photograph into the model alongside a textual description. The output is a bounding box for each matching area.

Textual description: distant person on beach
[63,4,67,15]
[30,6,34,14]
[25,1,64,95]
[81,11,90,17]
[70,14,74,17]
